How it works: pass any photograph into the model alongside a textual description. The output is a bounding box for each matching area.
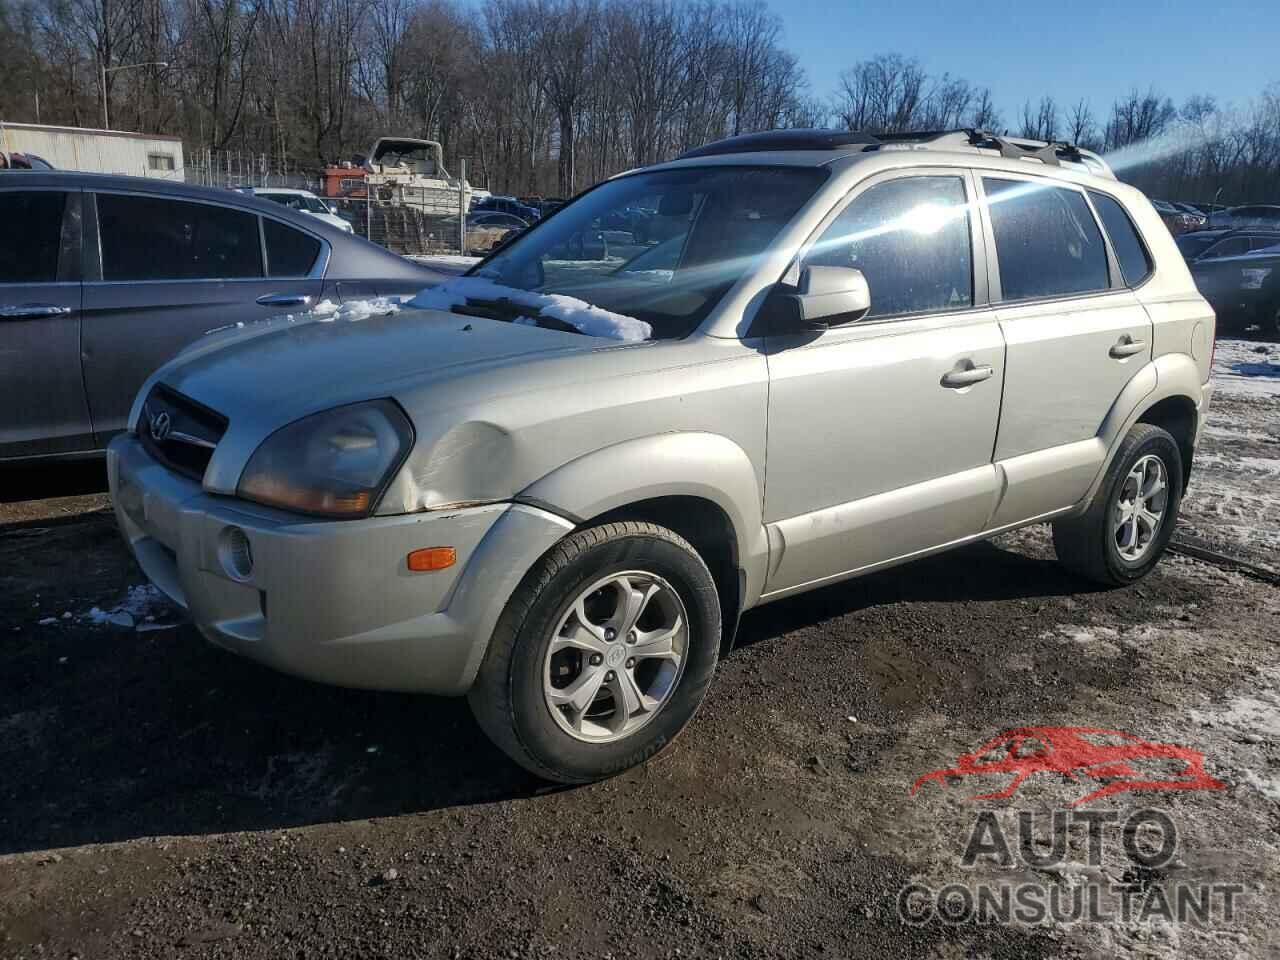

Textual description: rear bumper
[108,434,572,694]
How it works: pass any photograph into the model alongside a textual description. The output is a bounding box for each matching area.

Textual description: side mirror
[761,266,871,333]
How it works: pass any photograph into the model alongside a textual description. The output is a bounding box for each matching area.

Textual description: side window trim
[975,171,1115,307]
[84,189,330,284]
[1079,190,1124,291]
[789,166,990,325]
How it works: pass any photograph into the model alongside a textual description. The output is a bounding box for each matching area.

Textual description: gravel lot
[1,340,1277,960]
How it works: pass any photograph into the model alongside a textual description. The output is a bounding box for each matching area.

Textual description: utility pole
[102,61,169,130]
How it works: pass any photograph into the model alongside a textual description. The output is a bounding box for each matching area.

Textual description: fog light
[218,525,254,581]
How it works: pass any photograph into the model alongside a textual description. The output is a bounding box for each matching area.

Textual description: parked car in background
[1150,198,1202,235]
[467,211,529,251]
[0,172,446,462]
[0,151,53,170]
[1170,202,1207,231]
[237,187,355,233]
[1208,204,1280,230]
[109,128,1214,783]
[1187,240,1280,338]
[472,195,541,222]
[1176,228,1280,263]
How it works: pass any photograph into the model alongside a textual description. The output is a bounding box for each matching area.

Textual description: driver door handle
[1109,336,1147,359]
[0,303,73,320]
[941,364,994,388]
[256,293,313,307]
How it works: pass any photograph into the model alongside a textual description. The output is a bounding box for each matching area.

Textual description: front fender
[1077,352,1208,509]
[519,432,770,607]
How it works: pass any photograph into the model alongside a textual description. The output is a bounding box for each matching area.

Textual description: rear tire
[1052,424,1184,586]
[468,521,721,783]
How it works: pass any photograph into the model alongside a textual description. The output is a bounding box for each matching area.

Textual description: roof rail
[868,128,1113,177]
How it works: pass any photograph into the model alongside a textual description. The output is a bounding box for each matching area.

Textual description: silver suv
[108,129,1215,782]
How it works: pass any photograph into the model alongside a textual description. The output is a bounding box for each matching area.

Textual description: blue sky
[766,0,1280,122]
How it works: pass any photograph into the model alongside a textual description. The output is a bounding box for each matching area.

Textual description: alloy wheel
[1112,454,1169,562]
[543,571,689,743]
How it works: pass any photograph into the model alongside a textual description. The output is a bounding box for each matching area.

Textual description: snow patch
[1189,669,1280,801]
[1212,339,1280,400]
[310,297,400,323]
[83,584,178,631]
[407,277,651,342]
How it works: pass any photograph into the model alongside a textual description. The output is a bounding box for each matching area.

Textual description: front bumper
[108,434,572,694]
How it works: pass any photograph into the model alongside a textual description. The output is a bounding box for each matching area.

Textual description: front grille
[138,385,228,482]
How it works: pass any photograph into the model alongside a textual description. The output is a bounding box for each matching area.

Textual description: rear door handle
[255,293,313,307]
[941,364,994,388]
[0,303,73,320]
[1109,337,1147,358]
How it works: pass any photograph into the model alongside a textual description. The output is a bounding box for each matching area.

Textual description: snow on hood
[310,297,401,322]
[407,277,652,342]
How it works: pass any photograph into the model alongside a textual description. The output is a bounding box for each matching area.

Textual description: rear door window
[1088,192,1153,287]
[804,175,973,319]
[0,191,68,283]
[263,218,322,277]
[98,194,263,281]
[983,178,1109,301]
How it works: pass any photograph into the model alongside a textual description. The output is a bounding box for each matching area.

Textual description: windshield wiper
[449,297,579,334]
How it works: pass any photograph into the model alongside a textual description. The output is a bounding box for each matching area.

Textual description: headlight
[1241,267,1271,290]
[237,400,414,518]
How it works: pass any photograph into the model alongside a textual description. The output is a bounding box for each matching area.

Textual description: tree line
[1,0,1277,203]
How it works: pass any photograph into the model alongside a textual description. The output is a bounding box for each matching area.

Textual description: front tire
[1052,424,1184,586]
[468,521,721,783]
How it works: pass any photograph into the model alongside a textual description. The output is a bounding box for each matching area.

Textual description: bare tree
[1019,95,1058,141]
[1067,98,1097,147]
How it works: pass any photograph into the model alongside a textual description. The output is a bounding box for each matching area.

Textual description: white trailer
[0,122,184,180]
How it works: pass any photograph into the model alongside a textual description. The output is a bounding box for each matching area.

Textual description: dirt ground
[1,340,1277,960]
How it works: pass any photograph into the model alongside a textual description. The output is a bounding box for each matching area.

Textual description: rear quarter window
[1089,192,1153,286]
[264,218,322,277]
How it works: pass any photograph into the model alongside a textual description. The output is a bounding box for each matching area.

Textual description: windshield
[263,193,329,215]
[468,166,826,340]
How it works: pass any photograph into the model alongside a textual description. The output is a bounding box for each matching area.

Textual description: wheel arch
[1081,353,1204,507]
[518,432,769,655]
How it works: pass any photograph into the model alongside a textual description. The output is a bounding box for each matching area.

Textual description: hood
[160,307,593,415]
[137,307,598,492]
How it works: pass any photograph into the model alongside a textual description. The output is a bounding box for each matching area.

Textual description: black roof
[677,129,879,160]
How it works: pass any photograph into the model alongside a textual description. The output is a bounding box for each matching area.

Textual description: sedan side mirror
[760,265,871,334]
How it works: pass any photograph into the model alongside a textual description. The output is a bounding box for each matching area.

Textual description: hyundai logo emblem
[149,411,172,443]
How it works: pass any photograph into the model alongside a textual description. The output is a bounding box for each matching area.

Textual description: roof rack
[677,127,1114,178]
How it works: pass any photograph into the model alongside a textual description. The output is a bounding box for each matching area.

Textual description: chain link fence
[187,148,481,258]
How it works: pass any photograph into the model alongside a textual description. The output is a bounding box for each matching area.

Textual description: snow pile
[83,584,179,631]
[310,298,401,323]
[407,277,652,342]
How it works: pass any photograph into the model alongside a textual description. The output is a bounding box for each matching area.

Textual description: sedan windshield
[465,166,827,340]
